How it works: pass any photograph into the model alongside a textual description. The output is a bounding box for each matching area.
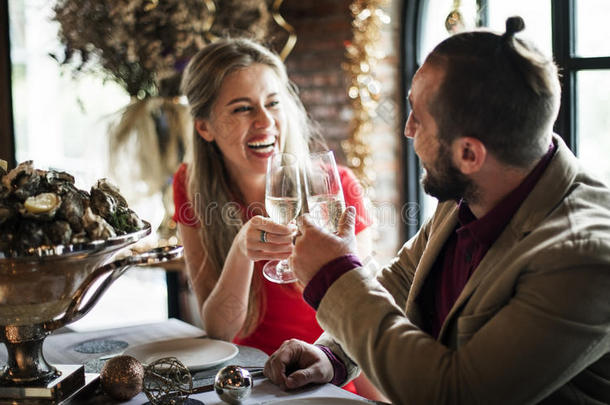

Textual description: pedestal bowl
[0,221,183,402]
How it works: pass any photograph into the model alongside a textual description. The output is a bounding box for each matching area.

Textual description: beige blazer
[317,135,610,404]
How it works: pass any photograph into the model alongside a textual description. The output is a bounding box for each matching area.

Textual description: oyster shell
[1,161,43,202]
[0,161,144,256]
[57,189,89,233]
[13,220,49,252]
[44,170,76,195]
[83,207,116,240]
[19,192,62,221]
[90,179,143,235]
[45,220,72,246]
[90,179,126,216]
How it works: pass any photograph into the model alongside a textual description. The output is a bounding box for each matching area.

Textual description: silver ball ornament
[214,365,253,404]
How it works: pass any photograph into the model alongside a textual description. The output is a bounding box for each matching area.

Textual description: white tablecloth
[0,318,374,404]
[125,378,370,405]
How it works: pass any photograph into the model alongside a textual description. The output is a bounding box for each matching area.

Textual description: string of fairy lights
[342,0,390,193]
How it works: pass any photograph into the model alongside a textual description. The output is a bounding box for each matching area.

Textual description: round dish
[124,337,239,370]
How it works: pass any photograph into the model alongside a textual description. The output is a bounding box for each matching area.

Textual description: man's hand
[264,339,334,390]
[290,206,358,285]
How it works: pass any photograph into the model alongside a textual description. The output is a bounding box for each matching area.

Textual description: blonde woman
[173,38,382,399]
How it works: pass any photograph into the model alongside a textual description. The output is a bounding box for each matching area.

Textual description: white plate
[265,398,372,405]
[123,337,238,370]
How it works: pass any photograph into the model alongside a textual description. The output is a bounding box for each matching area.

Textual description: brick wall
[278,0,403,265]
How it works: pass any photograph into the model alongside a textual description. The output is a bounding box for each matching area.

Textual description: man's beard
[421,141,478,203]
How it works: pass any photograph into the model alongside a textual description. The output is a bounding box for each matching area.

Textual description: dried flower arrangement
[51,0,272,98]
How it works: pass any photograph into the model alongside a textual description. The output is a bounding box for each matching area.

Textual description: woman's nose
[254,107,273,129]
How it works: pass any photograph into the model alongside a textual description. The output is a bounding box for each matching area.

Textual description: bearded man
[263,17,610,405]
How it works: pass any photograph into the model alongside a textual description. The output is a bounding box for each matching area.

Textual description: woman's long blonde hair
[181,38,322,336]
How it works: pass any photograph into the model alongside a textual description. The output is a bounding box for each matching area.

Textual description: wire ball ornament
[143,357,194,404]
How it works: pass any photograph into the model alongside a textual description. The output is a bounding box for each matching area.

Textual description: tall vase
[108,97,191,245]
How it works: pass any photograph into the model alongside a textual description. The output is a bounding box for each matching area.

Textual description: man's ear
[194,119,214,142]
[451,136,486,175]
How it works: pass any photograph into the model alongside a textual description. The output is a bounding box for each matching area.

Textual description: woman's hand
[198,215,296,341]
[239,215,297,262]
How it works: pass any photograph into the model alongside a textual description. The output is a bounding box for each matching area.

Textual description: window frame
[0,0,15,167]
[400,0,424,240]
[551,0,610,154]
[400,0,610,238]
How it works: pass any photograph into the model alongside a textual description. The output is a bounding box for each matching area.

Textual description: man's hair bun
[505,16,525,37]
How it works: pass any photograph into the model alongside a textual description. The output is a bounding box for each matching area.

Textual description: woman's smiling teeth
[247,136,276,153]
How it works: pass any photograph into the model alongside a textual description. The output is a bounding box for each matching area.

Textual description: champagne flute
[305,151,346,233]
[262,152,301,284]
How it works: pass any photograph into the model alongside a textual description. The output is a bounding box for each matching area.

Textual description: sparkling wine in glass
[262,152,302,284]
[305,151,346,233]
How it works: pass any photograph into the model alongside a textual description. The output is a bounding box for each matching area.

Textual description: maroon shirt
[420,142,556,338]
